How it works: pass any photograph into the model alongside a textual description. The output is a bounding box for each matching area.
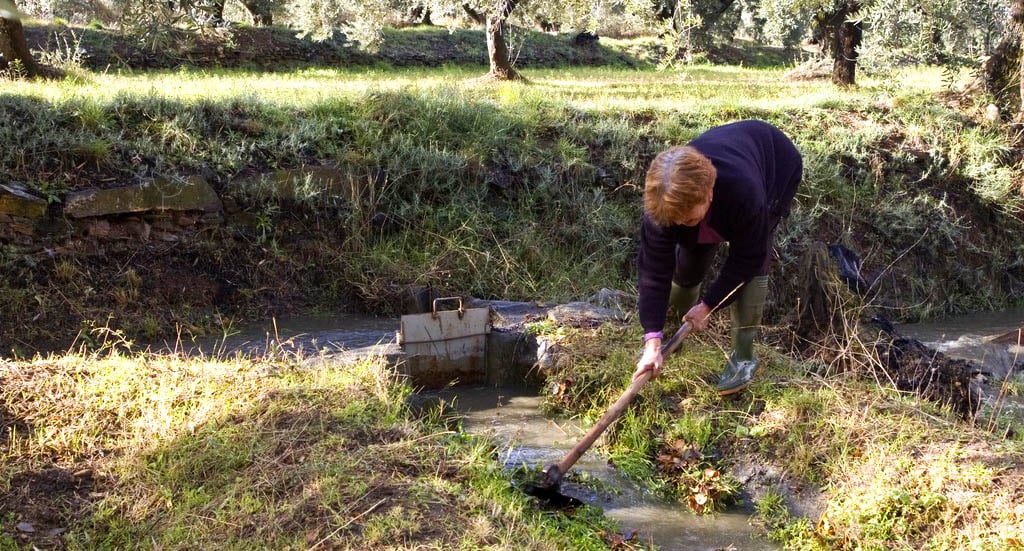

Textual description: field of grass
[3,61,1022,352]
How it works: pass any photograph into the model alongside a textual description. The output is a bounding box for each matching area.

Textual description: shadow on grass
[23,23,644,73]
[69,375,472,549]
[1,404,99,549]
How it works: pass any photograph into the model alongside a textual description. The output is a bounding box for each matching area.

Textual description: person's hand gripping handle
[632,321,694,382]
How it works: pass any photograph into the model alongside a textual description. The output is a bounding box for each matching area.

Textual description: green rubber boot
[669,282,701,318]
[717,276,769,396]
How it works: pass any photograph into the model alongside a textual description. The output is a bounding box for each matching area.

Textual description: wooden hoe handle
[549,322,693,479]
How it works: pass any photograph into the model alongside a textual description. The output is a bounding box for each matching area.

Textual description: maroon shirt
[638,120,802,334]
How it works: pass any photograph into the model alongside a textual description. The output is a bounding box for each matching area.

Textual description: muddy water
[436,386,778,551]
[898,307,1024,419]
[898,308,1024,377]
[202,314,776,548]
[178,313,399,357]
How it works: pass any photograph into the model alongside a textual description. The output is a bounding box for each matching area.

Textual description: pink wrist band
[643,331,663,342]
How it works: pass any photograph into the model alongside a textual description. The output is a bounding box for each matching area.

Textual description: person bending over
[633,120,803,395]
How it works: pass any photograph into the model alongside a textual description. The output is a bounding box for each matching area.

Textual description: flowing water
[182,312,774,548]
[435,385,778,551]
[175,312,399,357]
[898,307,1024,420]
[897,308,1024,377]
[192,306,1022,548]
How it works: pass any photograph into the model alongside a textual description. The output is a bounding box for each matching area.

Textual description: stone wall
[0,177,224,254]
[0,168,347,254]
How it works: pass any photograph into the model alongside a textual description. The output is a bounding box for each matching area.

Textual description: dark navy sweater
[637,120,803,334]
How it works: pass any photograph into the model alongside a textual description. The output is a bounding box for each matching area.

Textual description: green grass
[2,61,1023,351]
[542,322,1024,550]
[0,348,626,549]
[0,63,926,109]
[3,33,1024,550]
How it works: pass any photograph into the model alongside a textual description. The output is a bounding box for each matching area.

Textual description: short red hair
[643,146,716,226]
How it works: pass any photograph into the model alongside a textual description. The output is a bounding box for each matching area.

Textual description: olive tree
[983,0,1023,117]
[289,0,635,80]
[0,0,46,77]
[862,0,1007,65]
[759,0,1014,87]
[653,0,745,53]
[759,0,865,85]
[14,0,116,24]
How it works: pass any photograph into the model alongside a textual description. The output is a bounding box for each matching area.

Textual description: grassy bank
[539,322,1024,550]
[0,347,624,549]
[3,63,1023,352]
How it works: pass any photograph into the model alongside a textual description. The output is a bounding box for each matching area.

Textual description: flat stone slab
[0,184,47,218]
[547,301,627,326]
[64,177,222,218]
[467,292,633,329]
[466,298,550,327]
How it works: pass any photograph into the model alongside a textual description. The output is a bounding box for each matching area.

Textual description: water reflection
[172,313,399,357]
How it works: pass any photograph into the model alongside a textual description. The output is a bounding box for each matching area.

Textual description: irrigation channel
[431,384,778,550]
[898,307,1024,421]
[191,306,1023,550]
[194,312,779,549]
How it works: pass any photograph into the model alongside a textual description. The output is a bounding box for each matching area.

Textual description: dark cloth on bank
[638,120,803,334]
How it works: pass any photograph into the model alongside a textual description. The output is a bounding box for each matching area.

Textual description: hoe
[529,321,693,500]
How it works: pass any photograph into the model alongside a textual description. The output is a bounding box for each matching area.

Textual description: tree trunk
[692,0,737,50]
[87,0,118,24]
[831,0,861,86]
[928,23,947,64]
[809,12,830,54]
[485,0,520,80]
[240,0,272,26]
[410,4,432,26]
[207,0,225,26]
[0,0,42,78]
[463,4,486,25]
[983,0,1024,117]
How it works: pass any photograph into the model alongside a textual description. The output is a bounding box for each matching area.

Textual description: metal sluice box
[398,297,491,388]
